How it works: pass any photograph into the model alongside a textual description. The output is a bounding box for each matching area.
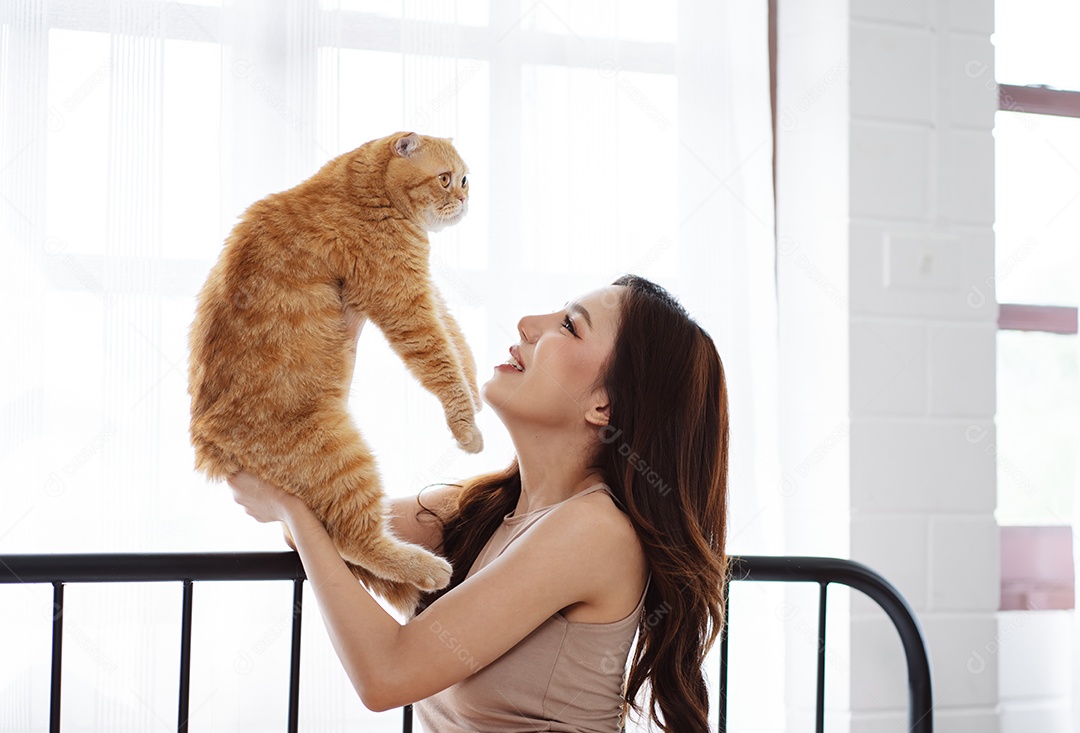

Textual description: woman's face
[481,285,625,432]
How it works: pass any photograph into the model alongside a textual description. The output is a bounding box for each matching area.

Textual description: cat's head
[383,132,469,232]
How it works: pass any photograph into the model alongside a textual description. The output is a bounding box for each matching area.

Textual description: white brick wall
[777,0,1000,729]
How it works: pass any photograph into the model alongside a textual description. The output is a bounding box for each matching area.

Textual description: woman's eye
[562,315,576,335]
[439,173,451,187]
[461,175,468,187]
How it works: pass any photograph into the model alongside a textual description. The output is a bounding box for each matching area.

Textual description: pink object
[1000,525,1074,611]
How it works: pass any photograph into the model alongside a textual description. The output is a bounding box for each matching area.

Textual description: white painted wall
[776,0,1003,729]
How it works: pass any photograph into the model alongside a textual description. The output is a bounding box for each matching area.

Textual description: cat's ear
[394,132,422,158]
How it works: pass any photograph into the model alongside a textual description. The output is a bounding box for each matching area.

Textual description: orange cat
[188,132,482,615]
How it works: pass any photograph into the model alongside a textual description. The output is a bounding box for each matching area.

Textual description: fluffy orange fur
[188,132,482,615]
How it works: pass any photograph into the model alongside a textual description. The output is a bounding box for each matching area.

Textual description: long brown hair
[417,274,729,732]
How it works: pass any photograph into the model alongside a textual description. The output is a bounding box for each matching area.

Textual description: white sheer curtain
[0,1,778,730]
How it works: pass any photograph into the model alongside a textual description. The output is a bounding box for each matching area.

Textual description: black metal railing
[721,556,934,733]
[0,553,932,732]
[0,553,313,733]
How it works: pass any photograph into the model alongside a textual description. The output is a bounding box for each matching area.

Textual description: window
[992,0,1080,610]
[1,2,778,728]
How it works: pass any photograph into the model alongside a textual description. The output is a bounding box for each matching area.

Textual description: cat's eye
[438,173,451,188]
[461,175,468,188]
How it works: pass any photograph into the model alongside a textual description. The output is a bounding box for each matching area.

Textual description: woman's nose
[518,314,540,343]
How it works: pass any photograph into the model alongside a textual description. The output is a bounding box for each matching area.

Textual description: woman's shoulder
[541,486,648,623]
[571,486,638,538]
[544,487,643,565]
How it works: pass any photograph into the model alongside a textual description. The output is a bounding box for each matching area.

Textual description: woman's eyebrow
[563,301,593,329]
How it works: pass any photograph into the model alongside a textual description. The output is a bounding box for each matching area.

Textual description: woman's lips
[499,346,525,372]
[509,346,525,370]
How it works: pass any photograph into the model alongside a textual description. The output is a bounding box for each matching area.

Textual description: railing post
[50,581,64,733]
[717,577,730,733]
[178,579,194,733]
[288,578,303,733]
[815,582,827,733]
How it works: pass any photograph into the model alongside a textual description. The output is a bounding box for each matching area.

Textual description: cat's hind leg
[347,563,425,619]
[342,525,453,592]
[282,415,453,594]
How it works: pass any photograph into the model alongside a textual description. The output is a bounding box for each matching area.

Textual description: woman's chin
[479,378,512,419]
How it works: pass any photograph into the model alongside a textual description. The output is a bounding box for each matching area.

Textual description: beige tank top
[413,482,648,733]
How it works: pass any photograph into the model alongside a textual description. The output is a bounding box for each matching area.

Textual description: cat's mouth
[423,202,467,232]
[442,201,467,224]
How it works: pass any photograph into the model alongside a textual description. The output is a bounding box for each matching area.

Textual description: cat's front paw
[452,421,484,454]
[417,553,453,591]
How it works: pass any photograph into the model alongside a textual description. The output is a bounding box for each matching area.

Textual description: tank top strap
[639,572,652,608]
[581,482,614,502]
[502,481,611,526]
[473,483,616,572]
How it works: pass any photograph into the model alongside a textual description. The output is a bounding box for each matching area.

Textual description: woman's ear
[584,396,611,428]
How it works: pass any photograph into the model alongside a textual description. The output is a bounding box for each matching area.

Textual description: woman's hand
[228,470,301,524]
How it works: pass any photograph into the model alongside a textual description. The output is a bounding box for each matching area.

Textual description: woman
[228,274,729,732]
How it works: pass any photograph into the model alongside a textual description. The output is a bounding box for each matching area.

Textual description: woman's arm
[229,471,639,712]
[230,471,402,708]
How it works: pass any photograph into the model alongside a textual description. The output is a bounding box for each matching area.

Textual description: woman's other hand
[228,470,301,524]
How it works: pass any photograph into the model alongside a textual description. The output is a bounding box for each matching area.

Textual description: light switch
[883,232,963,292]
